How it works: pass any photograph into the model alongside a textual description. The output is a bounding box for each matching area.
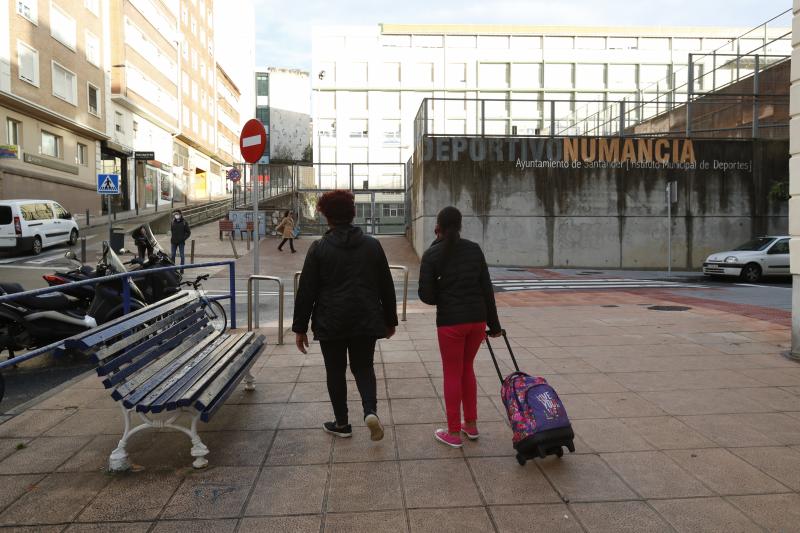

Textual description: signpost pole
[253,163,260,326]
[667,182,672,276]
[107,195,112,243]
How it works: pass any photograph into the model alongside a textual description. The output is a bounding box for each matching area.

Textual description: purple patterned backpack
[501,373,570,444]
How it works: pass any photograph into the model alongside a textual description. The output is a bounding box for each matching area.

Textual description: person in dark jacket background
[419,206,501,448]
[293,190,398,441]
[170,210,191,265]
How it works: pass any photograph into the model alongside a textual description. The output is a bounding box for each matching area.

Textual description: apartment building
[0,0,108,214]
[254,67,311,163]
[311,24,790,187]
[216,63,241,172]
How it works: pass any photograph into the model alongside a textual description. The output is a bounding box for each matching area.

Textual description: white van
[0,200,80,255]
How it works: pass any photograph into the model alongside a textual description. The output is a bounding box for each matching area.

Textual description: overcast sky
[253,0,790,70]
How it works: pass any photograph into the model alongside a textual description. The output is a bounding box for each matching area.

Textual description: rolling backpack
[485,330,575,465]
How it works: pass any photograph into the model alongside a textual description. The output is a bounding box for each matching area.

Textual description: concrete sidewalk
[0,278,797,531]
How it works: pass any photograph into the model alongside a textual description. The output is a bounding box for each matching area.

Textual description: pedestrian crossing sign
[97,174,120,195]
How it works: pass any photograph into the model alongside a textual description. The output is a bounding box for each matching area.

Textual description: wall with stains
[411,137,788,268]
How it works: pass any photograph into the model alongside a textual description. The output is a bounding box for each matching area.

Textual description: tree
[302,144,313,162]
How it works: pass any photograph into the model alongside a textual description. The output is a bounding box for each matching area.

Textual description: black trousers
[278,238,295,252]
[319,336,378,426]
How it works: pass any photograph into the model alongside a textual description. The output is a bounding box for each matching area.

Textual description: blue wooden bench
[66,291,265,471]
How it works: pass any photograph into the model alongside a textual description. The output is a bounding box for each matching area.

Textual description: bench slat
[112,329,224,401]
[67,292,194,350]
[198,335,265,421]
[105,318,209,389]
[119,327,223,407]
[175,332,255,408]
[92,302,204,364]
[97,308,206,376]
[138,333,247,413]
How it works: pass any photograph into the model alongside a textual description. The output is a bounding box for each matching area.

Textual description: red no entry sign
[239,119,267,164]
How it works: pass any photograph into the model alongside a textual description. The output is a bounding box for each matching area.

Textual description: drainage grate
[648,305,691,312]
[506,268,527,272]
[577,271,603,276]
[601,305,619,308]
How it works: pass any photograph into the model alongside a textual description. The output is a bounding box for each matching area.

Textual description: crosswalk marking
[492,278,707,292]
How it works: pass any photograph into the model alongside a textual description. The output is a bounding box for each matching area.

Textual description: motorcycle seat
[0,282,75,311]
[79,265,95,275]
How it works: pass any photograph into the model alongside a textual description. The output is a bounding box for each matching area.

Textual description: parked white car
[0,199,80,255]
[702,236,789,282]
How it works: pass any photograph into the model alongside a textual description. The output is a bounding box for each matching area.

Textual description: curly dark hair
[317,190,355,225]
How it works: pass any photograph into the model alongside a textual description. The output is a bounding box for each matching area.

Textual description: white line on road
[736,283,791,290]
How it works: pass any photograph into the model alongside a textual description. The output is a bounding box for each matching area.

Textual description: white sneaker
[364,413,384,441]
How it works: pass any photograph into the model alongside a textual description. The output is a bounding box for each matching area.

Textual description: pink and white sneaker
[461,425,480,440]
[434,428,463,448]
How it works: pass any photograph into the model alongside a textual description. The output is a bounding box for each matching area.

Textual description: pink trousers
[437,322,486,433]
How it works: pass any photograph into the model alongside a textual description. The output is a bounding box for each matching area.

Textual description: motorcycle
[0,243,146,360]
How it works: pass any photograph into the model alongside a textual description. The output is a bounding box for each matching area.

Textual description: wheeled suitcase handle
[485,329,521,383]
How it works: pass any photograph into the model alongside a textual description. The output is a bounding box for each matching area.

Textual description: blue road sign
[97,174,120,195]
[227,168,241,182]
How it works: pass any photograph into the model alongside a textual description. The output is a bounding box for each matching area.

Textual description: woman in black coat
[292,190,397,441]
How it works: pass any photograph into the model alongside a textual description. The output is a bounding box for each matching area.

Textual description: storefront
[100,141,132,214]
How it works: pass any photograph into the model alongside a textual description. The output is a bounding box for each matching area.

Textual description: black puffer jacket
[418,237,501,333]
[170,218,191,245]
[292,225,398,341]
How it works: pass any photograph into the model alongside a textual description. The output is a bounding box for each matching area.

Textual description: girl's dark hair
[283,210,290,218]
[317,190,355,225]
[437,206,462,261]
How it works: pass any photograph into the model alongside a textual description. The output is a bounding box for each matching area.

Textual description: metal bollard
[80,237,87,263]
[389,265,409,321]
[85,209,90,227]
[229,235,239,259]
[293,271,301,300]
[247,275,285,344]
[246,232,251,251]
[190,239,195,263]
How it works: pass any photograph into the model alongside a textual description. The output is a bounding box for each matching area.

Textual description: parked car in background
[702,236,789,282]
[0,200,80,255]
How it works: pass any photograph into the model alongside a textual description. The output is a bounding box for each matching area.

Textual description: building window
[190,16,197,35]
[256,106,269,123]
[50,4,76,50]
[115,111,123,133]
[52,62,77,105]
[349,119,368,138]
[182,75,189,95]
[182,105,189,127]
[318,119,336,138]
[16,0,37,23]
[6,118,21,146]
[181,6,188,23]
[256,74,268,96]
[382,204,405,218]
[77,142,88,165]
[17,41,39,86]
[88,84,100,116]
[191,81,198,102]
[382,120,400,143]
[85,31,100,66]
[84,0,99,15]
[41,131,62,158]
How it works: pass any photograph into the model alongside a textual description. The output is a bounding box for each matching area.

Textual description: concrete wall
[790,0,800,357]
[412,136,788,268]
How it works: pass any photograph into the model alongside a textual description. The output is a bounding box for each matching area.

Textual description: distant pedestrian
[293,190,397,441]
[418,206,502,448]
[133,225,153,260]
[170,210,191,265]
[276,210,296,253]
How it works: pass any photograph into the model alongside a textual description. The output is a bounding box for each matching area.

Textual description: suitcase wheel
[566,440,576,453]
[516,453,526,466]
[555,448,564,458]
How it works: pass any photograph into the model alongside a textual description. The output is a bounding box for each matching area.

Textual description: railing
[247,275,285,344]
[0,260,237,372]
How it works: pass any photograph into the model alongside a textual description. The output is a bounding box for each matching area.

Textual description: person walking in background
[418,206,502,448]
[276,210,296,253]
[133,225,153,260]
[293,190,398,441]
[170,210,191,265]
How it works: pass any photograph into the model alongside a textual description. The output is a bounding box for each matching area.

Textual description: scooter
[0,243,146,360]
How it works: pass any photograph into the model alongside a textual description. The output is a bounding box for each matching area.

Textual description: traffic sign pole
[253,162,260,326]
[239,119,267,328]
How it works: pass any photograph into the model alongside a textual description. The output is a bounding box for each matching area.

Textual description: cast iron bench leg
[244,371,256,391]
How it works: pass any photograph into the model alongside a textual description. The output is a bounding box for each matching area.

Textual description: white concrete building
[312,24,790,188]
[255,67,311,162]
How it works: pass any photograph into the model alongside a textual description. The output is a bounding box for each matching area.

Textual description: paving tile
[408,507,492,533]
[400,459,482,508]
[332,426,397,462]
[730,446,800,491]
[571,501,675,533]
[325,510,407,532]
[619,416,716,449]
[0,472,109,525]
[326,461,403,512]
[245,465,327,516]
[570,418,652,453]
[395,424,464,460]
[253,366,301,383]
[297,366,328,382]
[5,526,63,533]
[161,466,259,519]
[381,350,423,363]
[276,401,331,429]
[602,451,711,498]
[57,434,119,472]
[0,436,91,474]
[150,519,237,533]
[239,516,321,533]
[289,382,336,402]
[0,409,77,438]
[728,493,800,532]
[390,398,445,425]
[562,373,627,393]
[639,389,766,415]
[538,454,637,502]
[78,470,185,522]
[584,392,666,418]
[386,378,437,398]
[34,388,114,411]
[738,387,800,412]
[559,395,612,419]
[0,439,29,464]
[226,382,295,404]
[0,474,45,513]
[43,408,122,437]
[678,414,782,447]
[469,457,560,504]
[491,503,582,533]
[384,362,431,379]
[64,523,152,533]
[460,421,515,457]
[266,429,332,465]
[650,497,761,533]
[666,448,790,495]
[744,368,800,387]
[202,404,284,431]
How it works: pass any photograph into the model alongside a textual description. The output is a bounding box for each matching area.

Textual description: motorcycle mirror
[119,248,128,255]
[64,251,77,261]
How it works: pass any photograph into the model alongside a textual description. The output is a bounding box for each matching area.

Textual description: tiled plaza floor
[0,292,797,532]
